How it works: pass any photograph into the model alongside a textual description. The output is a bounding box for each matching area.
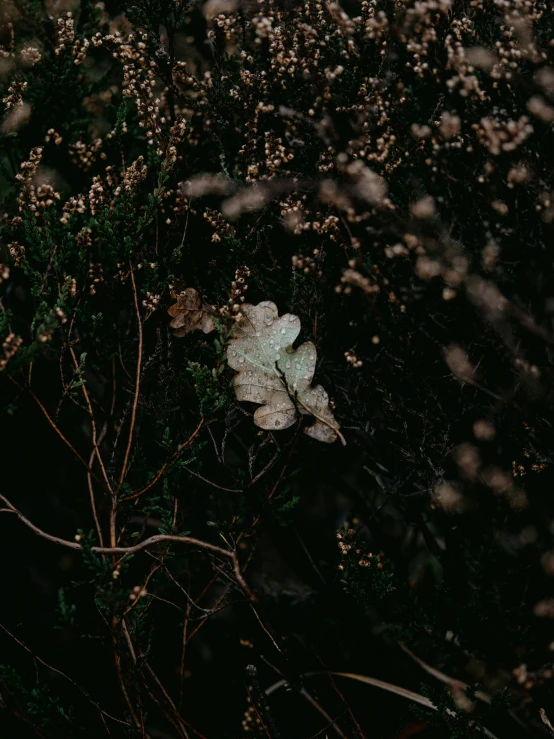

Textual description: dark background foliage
[1,0,554,737]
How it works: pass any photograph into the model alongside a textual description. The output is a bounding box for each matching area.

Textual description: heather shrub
[1,1,554,737]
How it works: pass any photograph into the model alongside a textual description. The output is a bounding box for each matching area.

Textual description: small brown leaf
[168,288,215,337]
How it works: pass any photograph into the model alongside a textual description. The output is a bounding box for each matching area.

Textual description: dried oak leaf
[226,301,343,444]
[168,288,215,337]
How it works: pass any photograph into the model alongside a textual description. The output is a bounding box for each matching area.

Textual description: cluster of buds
[44,128,63,145]
[344,349,363,368]
[259,131,294,179]
[89,176,106,215]
[208,10,240,40]
[0,264,10,284]
[114,262,130,283]
[0,333,23,371]
[2,80,27,110]
[60,195,87,225]
[203,208,235,242]
[285,211,342,241]
[15,147,43,210]
[170,117,187,142]
[61,276,77,299]
[54,13,75,56]
[129,585,147,602]
[337,523,386,572]
[20,46,42,65]
[142,291,161,312]
[337,528,356,556]
[106,119,128,140]
[32,184,61,218]
[75,227,92,249]
[8,241,25,267]
[116,156,147,196]
[336,261,379,296]
[512,460,527,478]
[357,551,384,570]
[444,35,488,101]
[54,307,68,325]
[241,696,263,735]
[172,189,190,217]
[69,138,104,171]
[73,37,90,66]
[92,31,169,148]
[384,243,409,259]
[291,251,322,277]
[473,115,533,156]
[507,164,530,188]
[88,262,104,295]
[221,266,250,320]
[163,143,178,164]
[283,195,343,241]
[279,194,308,233]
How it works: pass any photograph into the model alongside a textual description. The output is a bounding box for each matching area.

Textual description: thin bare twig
[118,262,143,490]
[0,621,130,728]
[300,689,348,739]
[111,619,143,733]
[313,651,366,738]
[162,566,215,615]
[541,708,554,735]
[69,347,113,496]
[266,672,499,739]
[180,464,244,493]
[251,605,283,655]
[87,440,106,549]
[399,643,491,704]
[22,381,98,480]
[0,494,256,601]
[125,419,204,501]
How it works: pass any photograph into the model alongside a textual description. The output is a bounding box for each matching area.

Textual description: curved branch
[23,381,99,480]
[124,419,204,501]
[118,262,143,491]
[0,494,256,602]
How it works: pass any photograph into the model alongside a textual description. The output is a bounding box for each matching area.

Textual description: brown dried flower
[168,288,215,337]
